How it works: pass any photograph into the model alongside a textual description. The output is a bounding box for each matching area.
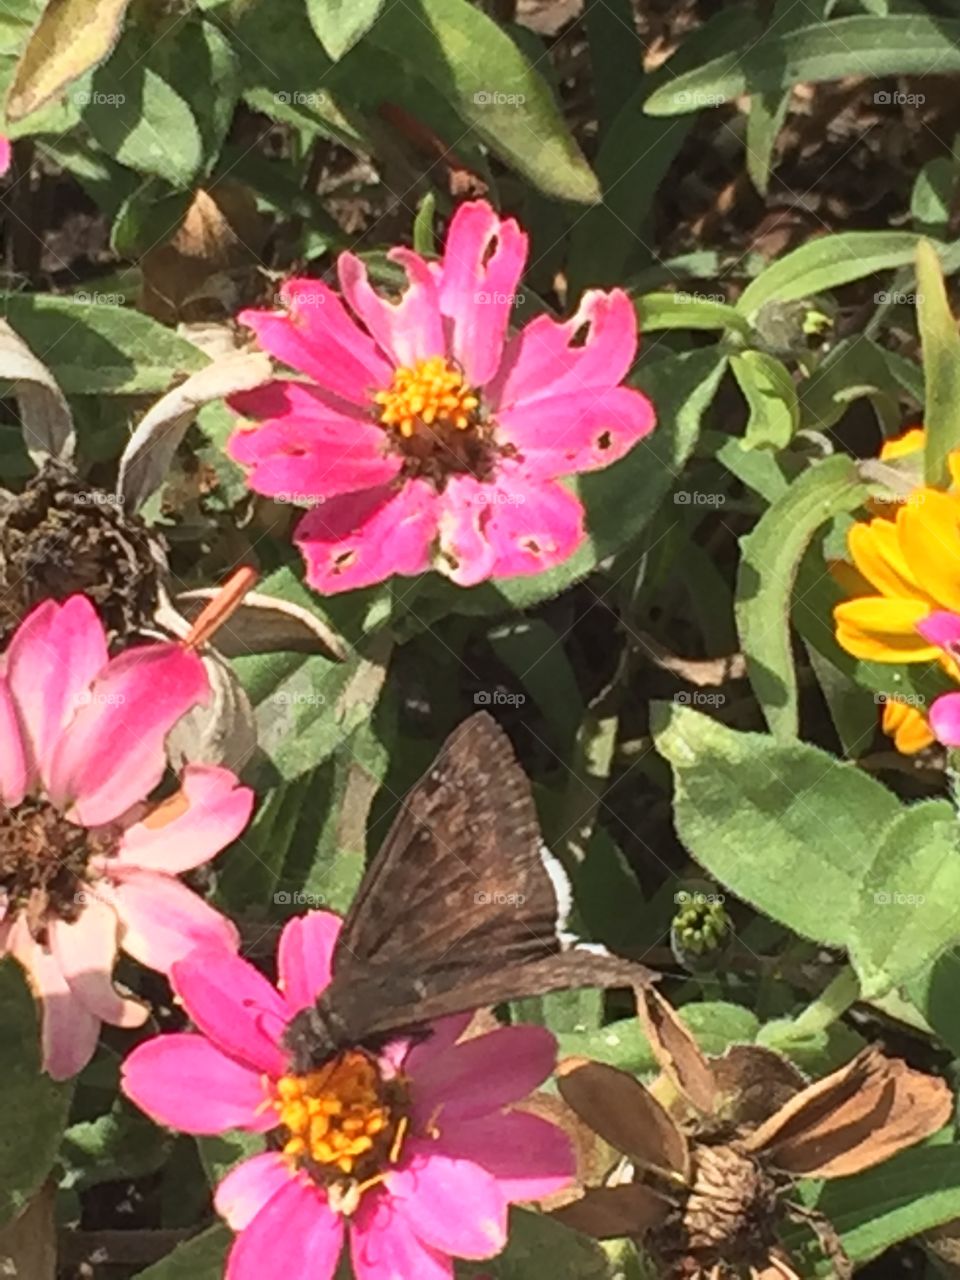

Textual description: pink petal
[47,643,208,826]
[122,1034,271,1133]
[215,1152,293,1231]
[0,673,27,806]
[170,946,288,1077]
[226,1179,343,1280]
[0,137,11,177]
[497,385,655,478]
[236,278,392,406]
[488,289,638,410]
[338,248,444,368]
[916,610,960,653]
[435,1111,574,1202]
[114,765,254,875]
[109,869,238,972]
[387,1145,508,1259]
[5,596,108,792]
[438,200,527,387]
[411,1025,558,1125]
[277,911,341,1013]
[49,898,148,1028]
[351,1193,453,1280]
[403,1013,474,1074]
[437,471,583,585]
[295,480,437,594]
[7,918,101,1079]
[228,382,400,502]
[928,692,960,746]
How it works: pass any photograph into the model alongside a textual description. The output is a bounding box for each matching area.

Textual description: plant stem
[790,965,860,1037]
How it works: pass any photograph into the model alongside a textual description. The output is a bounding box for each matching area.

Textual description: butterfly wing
[332,712,565,972]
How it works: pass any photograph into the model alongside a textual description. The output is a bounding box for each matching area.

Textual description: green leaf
[652,703,902,947]
[0,959,73,1227]
[460,1207,641,1279]
[635,291,753,337]
[912,156,957,237]
[0,294,207,394]
[150,16,240,173]
[644,16,960,116]
[367,0,599,203]
[849,800,960,998]
[84,39,202,186]
[556,1002,760,1073]
[307,0,385,59]
[737,231,934,317]
[731,350,799,451]
[907,947,960,1056]
[412,190,437,257]
[61,1101,172,1191]
[916,238,960,485]
[781,1147,960,1268]
[736,455,870,739]
[133,1225,231,1279]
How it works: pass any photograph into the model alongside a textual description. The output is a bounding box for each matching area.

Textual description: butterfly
[283,711,655,1071]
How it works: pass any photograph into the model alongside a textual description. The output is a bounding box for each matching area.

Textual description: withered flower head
[0,460,161,647]
[551,989,952,1280]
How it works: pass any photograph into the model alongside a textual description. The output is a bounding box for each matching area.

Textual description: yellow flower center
[272,1050,404,1180]
[374,356,480,438]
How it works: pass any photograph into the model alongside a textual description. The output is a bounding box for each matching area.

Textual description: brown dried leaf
[174,590,348,663]
[521,1089,617,1211]
[0,1183,56,1279]
[0,318,74,464]
[6,0,131,122]
[556,1056,690,1180]
[637,986,718,1118]
[745,1047,952,1178]
[710,1044,807,1131]
[550,1183,670,1241]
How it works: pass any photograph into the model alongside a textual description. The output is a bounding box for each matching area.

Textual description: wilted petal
[0,673,27,806]
[49,899,147,1028]
[497,385,654,478]
[8,919,100,1079]
[339,248,444,368]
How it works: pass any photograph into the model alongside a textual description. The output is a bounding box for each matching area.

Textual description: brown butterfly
[283,712,655,1072]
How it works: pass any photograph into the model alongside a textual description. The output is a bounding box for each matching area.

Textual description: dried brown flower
[551,989,952,1279]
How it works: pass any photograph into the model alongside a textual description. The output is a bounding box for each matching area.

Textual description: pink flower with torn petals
[0,595,254,1079]
[122,911,574,1280]
[228,198,655,593]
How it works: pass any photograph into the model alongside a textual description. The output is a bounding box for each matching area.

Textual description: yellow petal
[834,596,939,662]
[897,490,960,612]
[882,700,935,754]
[948,450,960,492]
[879,427,925,461]
[827,557,872,598]
[847,519,925,600]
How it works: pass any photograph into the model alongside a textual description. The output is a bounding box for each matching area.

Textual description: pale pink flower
[0,595,253,1079]
[228,199,655,593]
[122,911,574,1280]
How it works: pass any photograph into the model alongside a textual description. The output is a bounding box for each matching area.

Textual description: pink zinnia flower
[0,595,254,1079]
[228,199,655,593]
[122,911,574,1279]
[916,610,960,745]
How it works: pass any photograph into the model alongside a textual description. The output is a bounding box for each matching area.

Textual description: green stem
[790,965,860,1037]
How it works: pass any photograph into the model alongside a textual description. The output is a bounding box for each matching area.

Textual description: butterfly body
[283,712,653,1072]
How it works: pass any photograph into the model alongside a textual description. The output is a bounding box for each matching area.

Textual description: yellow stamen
[272,1051,401,1179]
[374,356,479,438]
